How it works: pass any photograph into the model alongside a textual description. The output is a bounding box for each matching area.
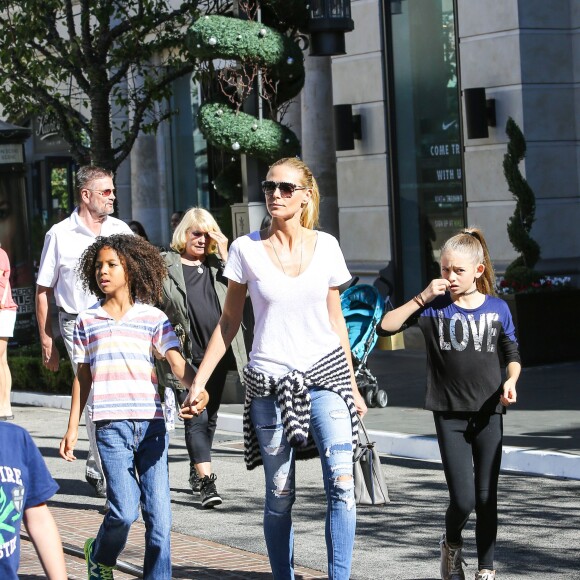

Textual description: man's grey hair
[76,166,113,201]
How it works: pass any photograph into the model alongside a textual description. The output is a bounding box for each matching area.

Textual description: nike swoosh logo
[442,121,456,131]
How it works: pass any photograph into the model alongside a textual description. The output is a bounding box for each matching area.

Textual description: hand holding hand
[179,388,209,419]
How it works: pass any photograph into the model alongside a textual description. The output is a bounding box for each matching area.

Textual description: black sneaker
[86,475,107,499]
[189,467,201,493]
[199,474,222,508]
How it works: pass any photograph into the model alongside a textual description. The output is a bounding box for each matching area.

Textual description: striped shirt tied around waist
[242,347,359,470]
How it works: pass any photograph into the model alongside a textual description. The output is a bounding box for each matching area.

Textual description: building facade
[5,0,580,329]
[330,0,579,301]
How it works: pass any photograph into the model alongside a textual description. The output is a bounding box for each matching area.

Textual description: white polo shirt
[36,208,133,314]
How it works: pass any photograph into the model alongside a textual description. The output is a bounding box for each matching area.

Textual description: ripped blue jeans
[250,388,356,580]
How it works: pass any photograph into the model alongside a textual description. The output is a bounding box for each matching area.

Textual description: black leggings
[175,349,236,465]
[433,411,503,570]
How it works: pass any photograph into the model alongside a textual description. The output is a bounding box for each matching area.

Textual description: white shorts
[0,310,16,338]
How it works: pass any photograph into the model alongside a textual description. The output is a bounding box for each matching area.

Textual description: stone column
[300,54,339,238]
[130,133,167,246]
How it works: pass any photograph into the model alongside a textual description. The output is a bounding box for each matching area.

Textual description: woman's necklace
[183,257,204,274]
[268,228,303,276]
[462,287,478,296]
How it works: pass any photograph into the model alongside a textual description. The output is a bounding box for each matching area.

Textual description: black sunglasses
[261,180,307,198]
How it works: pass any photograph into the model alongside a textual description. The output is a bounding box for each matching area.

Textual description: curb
[12,393,580,481]
[217,412,580,481]
[12,390,72,410]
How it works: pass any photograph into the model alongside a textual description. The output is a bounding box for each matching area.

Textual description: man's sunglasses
[87,188,115,197]
[261,180,307,198]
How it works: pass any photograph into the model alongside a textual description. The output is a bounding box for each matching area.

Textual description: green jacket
[157,250,249,390]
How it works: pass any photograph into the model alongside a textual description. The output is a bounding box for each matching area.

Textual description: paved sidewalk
[19,505,323,579]
[12,339,580,577]
[15,405,580,580]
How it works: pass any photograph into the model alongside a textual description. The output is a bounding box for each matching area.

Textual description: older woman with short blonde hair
[157,207,248,508]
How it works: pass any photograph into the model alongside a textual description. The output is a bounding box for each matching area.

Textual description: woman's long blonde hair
[268,157,320,230]
[440,227,496,296]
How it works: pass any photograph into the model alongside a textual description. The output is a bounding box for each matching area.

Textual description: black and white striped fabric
[242,347,359,470]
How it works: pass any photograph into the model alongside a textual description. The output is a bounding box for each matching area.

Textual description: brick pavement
[19,505,324,579]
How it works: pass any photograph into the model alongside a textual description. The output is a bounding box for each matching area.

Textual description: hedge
[9,343,73,395]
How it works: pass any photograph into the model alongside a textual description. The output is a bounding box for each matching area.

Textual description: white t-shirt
[36,208,133,314]
[224,230,351,378]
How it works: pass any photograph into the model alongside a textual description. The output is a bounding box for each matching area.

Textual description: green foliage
[0,0,231,172]
[188,15,305,103]
[190,6,305,192]
[9,343,73,395]
[199,103,300,163]
[502,117,542,286]
[213,161,243,200]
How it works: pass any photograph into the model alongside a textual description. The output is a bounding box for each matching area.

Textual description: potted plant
[499,117,580,365]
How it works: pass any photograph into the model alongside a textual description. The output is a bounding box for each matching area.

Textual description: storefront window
[388,0,464,296]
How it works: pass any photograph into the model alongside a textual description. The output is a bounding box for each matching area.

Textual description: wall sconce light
[334,104,362,151]
[464,87,496,139]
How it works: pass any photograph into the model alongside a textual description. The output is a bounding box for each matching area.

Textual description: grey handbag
[353,419,390,505]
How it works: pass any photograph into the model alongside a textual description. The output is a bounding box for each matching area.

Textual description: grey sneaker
[199,473,222,508]
[475,570,496,580]
[189,466,201,493]
[440,533,467,580]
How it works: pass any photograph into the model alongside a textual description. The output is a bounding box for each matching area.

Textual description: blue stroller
[340,284,388,408]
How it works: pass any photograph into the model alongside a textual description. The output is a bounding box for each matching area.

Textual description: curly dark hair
[77,234,167,304]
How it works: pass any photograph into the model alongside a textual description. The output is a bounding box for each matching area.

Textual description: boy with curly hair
[59,234,207,579]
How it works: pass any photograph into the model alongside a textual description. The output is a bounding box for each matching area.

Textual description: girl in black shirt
[378,228,521,580]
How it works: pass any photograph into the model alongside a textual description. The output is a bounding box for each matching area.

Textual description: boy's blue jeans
[250,388,356,580]
[93,419,171,579]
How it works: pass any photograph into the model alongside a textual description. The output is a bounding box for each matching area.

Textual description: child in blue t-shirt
[59,234,207,579]
[0,422,66,579]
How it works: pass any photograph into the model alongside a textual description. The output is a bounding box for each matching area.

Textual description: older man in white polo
[36,165,133,498]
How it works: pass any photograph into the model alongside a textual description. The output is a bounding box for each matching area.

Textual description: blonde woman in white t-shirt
[183,157,367,580]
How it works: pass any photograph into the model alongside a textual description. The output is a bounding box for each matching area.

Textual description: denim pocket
[95,420,114,431]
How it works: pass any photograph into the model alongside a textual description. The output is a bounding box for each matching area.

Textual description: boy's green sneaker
[84,537,115,579]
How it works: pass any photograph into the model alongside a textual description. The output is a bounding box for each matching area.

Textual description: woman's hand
[179,387,209,419]
[209,230,229,262]
[353,388,368,417]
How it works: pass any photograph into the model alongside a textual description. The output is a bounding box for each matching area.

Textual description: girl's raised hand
[422,278,451,303]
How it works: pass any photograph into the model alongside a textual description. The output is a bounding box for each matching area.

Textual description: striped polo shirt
[73,302,180,422]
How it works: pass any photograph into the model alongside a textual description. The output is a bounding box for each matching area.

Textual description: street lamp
[307,0,354,56]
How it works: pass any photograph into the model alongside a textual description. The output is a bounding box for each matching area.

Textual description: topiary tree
[502,117,542,290]
[187,2,307,197]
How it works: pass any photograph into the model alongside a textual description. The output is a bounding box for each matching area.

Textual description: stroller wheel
[365,389,376,408]
[376,389,388,408]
